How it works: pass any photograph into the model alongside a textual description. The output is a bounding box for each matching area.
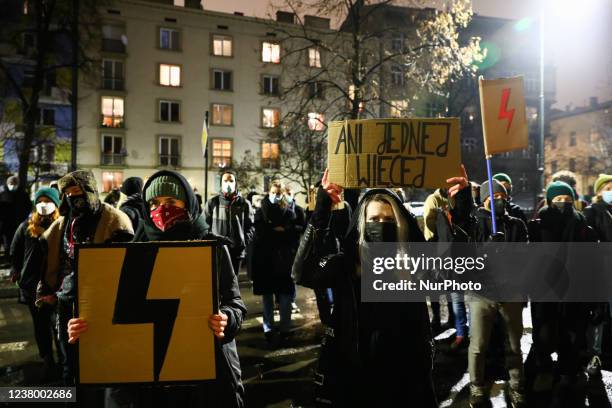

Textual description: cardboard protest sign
[76,241,218,385]
[478,76,529,156]
[327,118,461,189]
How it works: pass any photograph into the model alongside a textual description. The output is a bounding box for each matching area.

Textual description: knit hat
[493,173,512,185]
[58,170,100,216]
[35,187,60,207]
[120,177,143,196]
[546,180,575,204]
[144,174,187,203]
[594,174,612,194]
[480,179,507,204]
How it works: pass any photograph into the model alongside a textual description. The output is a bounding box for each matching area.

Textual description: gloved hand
[490,232,506,242]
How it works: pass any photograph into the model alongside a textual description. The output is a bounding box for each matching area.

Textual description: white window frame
[159,63,181,87]
[263,75,279,95]
[159,100,180,123]
[211,103,233,126]
[211,138,233,168]
[212,69,232,91]
[212,34,233,57]
[160,27,179,50]
[102,59,124,90]
[101,96,124,128]
[308,47,321,68]
[262,108,280,128]
[159,136,180,166]
[262,41,281,64]
[391,64,404,86]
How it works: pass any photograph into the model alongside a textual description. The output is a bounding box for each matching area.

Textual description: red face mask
[150,204,189,231]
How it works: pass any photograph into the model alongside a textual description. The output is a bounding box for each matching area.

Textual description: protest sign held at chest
[327,118,461,189]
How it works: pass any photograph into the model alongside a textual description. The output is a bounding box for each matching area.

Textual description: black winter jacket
[299,188,436,407]
[10,219,45,304]
[137,170,246,408]
[583,201,612,242]
[119,193,148,234]
[204,193,254,259]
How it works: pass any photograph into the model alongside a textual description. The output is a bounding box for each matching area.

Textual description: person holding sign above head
[67,170,247,408]
[293,167,471,407]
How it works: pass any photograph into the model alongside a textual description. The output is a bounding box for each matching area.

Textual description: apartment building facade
[79,0,331,197]
[547,98,612,198]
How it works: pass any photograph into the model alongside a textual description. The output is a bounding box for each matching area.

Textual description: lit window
[159,100,180,122]
[262,42,280,63]
[261,142,280,169]
[159,136,180,166]
[307,112,325,131]
[160,28,179,50]
[212,139,232,168]
[101,97,124,128]
[262,108,280,128]
[308,47,321,68]
[212,69,232,91]
[101,135,124,165]
[212,35,232,57]
[263,75,279,95]
[173,0,185,6]
[389,100,408,118]
[211,104,232,126]
[102,171,123,193]
[159,64,181,87]
[348,85,365,112]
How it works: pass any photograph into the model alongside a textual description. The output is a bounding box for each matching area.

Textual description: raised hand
[446,164,469,198]
[321,168,343,205]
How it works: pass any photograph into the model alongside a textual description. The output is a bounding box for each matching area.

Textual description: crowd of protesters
[0,166,611,407]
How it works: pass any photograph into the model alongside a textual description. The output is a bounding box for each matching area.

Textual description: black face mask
[493,198,506,215]
[365,221,397,243]
[551,201,573,216]
[67,194,91,216]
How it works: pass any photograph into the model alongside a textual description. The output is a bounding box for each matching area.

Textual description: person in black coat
[493,173,527,223]
[68,170,247,408]
[295,168,469,407]
[0,175,32,254]
[119,176,147,234]
[252,180,300,342]
[10,187,61,378]
[526,181,597,404]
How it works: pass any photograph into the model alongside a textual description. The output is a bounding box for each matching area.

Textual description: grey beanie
[480,179,507,204]
[144,175,187,203]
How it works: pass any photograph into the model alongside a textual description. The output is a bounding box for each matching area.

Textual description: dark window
[263,75,279,95]
[550,135,557,149]
[569,158,576,172]
[213,70,232,90]
[22,71,35,88]
[42,108,55,125]
[160,137,180,166]
[551,160,558,174]
[569,131,576,146]
[159,100,180,122]
[101,135,124,165]
[160,28,179,50]
[308,82,324,99]
[102,59,124,90]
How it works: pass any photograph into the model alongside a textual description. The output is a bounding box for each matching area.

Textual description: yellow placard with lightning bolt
[76,242,218,384]
[478,76,529,156]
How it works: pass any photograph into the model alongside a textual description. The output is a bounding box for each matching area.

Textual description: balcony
[101,152,125,166]
[102,38,126,54]
[159,154,180,167]
[261,158,280,169]
[102,77,124,91]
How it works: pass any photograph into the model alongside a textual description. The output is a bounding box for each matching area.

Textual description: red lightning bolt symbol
[498,88,515,133]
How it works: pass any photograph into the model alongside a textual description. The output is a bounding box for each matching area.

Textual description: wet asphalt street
[1,263,611,407]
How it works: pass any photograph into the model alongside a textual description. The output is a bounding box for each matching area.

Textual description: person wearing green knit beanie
[143,174,187,204]
[545,180,575,205]
[492,172,527,222]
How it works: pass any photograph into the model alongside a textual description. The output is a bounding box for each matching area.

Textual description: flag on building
[478,76,529,156]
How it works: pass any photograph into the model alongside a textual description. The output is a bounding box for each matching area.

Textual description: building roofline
[550,100,612,120]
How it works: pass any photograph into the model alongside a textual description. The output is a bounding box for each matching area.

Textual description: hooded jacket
[119,177,147,233]
[136,170,246,408]
[298,188,436,407]
[36,171,134,306]
[204,192,254,259]
[0,183,32,235]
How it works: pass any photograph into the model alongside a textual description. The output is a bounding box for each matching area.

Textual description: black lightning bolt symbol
[112,245,179,382]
